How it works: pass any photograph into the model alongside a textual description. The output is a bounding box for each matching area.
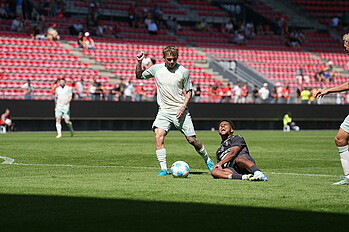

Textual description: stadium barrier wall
[0,100,347,131]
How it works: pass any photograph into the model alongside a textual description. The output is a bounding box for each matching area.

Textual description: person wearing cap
[212,120,268,181]
[82,32,95,49]
[258,83,270,103]
[46,24,60,41]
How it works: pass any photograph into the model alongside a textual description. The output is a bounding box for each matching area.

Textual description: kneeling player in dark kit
[211,120,267,181]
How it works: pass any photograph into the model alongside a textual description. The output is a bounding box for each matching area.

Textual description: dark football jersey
[216,135,250,168]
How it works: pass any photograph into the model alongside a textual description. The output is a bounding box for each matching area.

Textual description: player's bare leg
[211,165,251,180]
[186,135,214,172]
[333,128,349,185]
[55,117,62,138]
[235,156,268,181]
[64,119,74,137]
[154,128,169,176]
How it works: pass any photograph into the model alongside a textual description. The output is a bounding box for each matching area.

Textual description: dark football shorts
[226,153,256,174]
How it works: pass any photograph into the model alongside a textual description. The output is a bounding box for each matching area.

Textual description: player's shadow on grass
[189,171,207,175]
[0,193,348,232]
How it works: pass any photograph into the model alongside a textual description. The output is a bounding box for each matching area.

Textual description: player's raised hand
[315,89,329,99]
[136,51,145,61]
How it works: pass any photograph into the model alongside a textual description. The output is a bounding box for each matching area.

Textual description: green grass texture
[0,131,348,232]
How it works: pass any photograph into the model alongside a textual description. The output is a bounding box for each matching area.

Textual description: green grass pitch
[0,130,349,232]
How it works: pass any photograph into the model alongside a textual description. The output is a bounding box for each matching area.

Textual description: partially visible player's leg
[154,128,169,176]
[55,108,63,138]
[176,111,214,172]
[211,166,251,180]
[64,119,74,137]
[63,108,74,137]
[333,127,349,185]
[152,112,172,176]
[55,117,62,138]
[185,135,214,172]
[235,156,267,181]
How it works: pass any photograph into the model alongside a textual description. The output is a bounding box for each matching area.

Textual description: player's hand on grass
[136,51,145,62]
[315,89,328,99]
[176,106,186,119]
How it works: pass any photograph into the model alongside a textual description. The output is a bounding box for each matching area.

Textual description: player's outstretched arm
[315,81,349,99]
[135,51,145,79]
[176,90,192,119]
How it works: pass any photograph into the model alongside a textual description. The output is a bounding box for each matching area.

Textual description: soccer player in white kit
[135,46,214,176]
[315,33,349,185]
[55,78,74,138]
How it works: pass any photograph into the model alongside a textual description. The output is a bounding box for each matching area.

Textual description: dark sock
[228,173,243,179]
[250,165,260,173]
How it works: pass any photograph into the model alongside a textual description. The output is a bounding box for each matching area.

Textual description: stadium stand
[0,0,348,103]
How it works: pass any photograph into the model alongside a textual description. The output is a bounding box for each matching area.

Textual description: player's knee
[235,156,247,166]
[155,133,164,143]
[186,136,196,145]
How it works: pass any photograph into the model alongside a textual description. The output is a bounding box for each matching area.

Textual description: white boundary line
[0,156,338,177]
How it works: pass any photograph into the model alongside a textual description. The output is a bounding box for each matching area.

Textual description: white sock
[338,145,349,177]
[156,148,167,170]
[196,145,211,163]
[56,122,62,136]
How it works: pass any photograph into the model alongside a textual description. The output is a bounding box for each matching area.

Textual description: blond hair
[162,45,179,58]
[343,33,349,42]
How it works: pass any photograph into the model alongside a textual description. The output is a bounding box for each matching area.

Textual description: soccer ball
[171,161,190,178]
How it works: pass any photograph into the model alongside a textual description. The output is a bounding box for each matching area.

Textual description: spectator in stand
[135,83,146,102]
[171,17,181,33]
[124,81,134,101]
[331,15,340,29]
[258,83,269,104]
[86,14,97,32]
[166,16,175,31]
[300,87,310,104]
[222,20,234,34]
[295,66,309,84]
[75,78,84,100]
[233,81,241,103]
[77,32,84,48]
[240,82,249,103]
[148,19,158,35]
[0,108,14,133]
[270,86,278,104]
[193,83,202,103]
[244,21,255,39]
[216,84,224,103]
[208,84,216,103]
[11,15,23,32]
[282,85,291,104]
[111,24,122,39]
[21,79,34,100]
[95,80,105,101]
[229,31,246,45]
[314,63,328,82]
[195,18,209,32]
[252,85,259,103]
[31,25,45,40]
[109,82,121,101]
[222,83,232,103]
[82,32,95,49]
[46,24,60,41]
